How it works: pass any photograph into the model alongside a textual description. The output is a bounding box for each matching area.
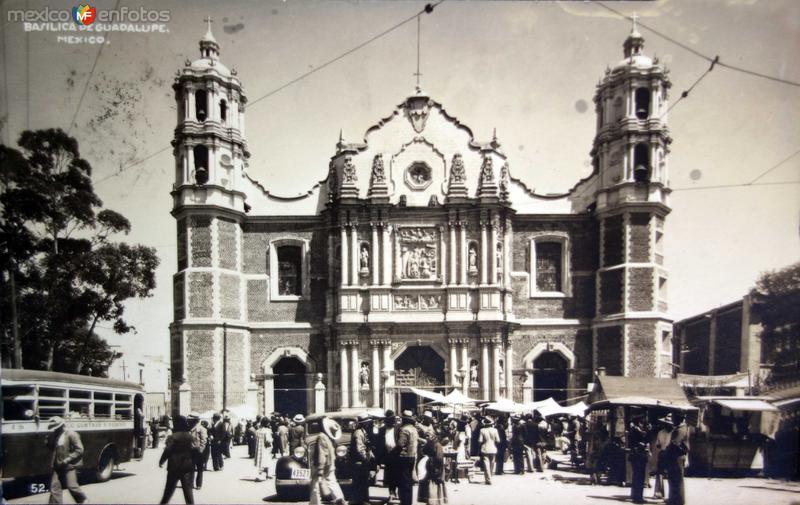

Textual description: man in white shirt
[478,417,500,485]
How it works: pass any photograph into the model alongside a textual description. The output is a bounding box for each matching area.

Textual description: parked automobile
[274,410,381,502]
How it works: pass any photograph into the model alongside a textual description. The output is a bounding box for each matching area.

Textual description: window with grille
[536,241,563,292]
[277,245,302,296]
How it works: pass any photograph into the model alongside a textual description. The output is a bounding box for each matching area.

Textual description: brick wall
[596,326,623,375]
[224,331,247,407]
[511,329,592,372]
[627,321,657,377]
[628,267,654,311]
[247,279,268,321]
[190,215,212,267]
[249,331,326,374]
[188,271,213,318]
[218,218,239,271]
[186,330,216,411]
[219,273,241,320]
[242,230,268,274]
[628,213,651,262]
[599,269,623,315]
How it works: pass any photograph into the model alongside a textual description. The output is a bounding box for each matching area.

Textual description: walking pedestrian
[277,419,290,457]
[159,415,198,504]
[397,409,420,505]
[650,416,672,499]
[419,434,448,505]
[200,420,212,471]
[188,412,208,490]
[245,421,256,458]
[349,413,373,505]
[45,417,87,504]
[253,417,273,481]
[307,417,346,505]
[510,415,526,475]
[665,412,689,505]
[210,413,225,471]
[151,417,161,449]
[222,413,233,458]
[375,409,399,500]
[478,417,499,485]
[523,414,540,472]
[495,416,508,475]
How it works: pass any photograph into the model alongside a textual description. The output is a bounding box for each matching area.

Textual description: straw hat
[48,416,65,431]
[322,417,342,441]
[188,412,200,420]
[401,409,416,423]
[481,417,495,427]
[357,413,372,424]
[293,414,306,424]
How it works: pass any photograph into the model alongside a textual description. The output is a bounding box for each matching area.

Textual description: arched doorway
[533,351,568,403]
[394,346,445,413]
[273,357,307,416]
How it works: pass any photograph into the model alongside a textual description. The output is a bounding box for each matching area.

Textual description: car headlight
[335,445,348,458]
[293,446,306,458]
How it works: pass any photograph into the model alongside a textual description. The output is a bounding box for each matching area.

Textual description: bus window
[68,400,91,418]
[115,393,132,419]
[38,387,66,419]
[2,385,35,420]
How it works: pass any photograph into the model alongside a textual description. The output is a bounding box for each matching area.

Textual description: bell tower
[591,19,674,378]
[171,17,249,210]
[170,19,250,414]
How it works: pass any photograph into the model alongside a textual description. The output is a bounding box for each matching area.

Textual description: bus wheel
[96,448,116,482]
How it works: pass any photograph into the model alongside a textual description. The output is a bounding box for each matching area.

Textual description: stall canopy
[587,376,697,412]
[440,389,481,406]
[406,387,448,403]
[713,398,778,412]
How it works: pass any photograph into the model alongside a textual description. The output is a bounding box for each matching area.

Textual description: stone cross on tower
[414,15,422,89]
[631,12,639,33]
[204,15,213,31]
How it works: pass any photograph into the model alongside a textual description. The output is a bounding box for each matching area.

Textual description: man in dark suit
[374,410,398,500]
[666,412,690,505]
[510,415,526,474]
[210,413,226,471]
[159,415,198,504]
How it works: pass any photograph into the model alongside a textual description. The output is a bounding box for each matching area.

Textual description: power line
[663,56,718,117]
[595,2,800,89]
[66,0,121,135]
[747,148,800,185]
[96,2,444,185]
[671,180,800,192]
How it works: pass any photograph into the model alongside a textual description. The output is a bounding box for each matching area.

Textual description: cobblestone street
[6,444,799,505]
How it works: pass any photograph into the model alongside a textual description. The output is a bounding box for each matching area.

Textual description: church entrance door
[533,351,568,403]
[273,357,307,416]
[393,346,445,413]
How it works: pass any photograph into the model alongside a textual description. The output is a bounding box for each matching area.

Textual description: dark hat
[357,412,372,424]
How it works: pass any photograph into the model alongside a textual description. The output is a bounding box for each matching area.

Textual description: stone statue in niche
[469,359,480,388]
[360,244,370,274]
[498,359,505,386]
[480,156,494,184]
[468,243,478,273]
[342,156,357,184]
[371,154,385,183]
[360,361,370,389]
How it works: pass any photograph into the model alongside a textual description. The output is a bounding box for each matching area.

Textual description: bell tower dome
[591,20,675,379]
[171,17,249,213]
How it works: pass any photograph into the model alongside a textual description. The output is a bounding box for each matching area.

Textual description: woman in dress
[253,417,272,481]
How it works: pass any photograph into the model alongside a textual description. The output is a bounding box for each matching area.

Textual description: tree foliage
[0,128,159,376]
[749,261,800,383]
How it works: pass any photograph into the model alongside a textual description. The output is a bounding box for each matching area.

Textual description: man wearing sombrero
[306,416,346,505]
[46,416,88,504]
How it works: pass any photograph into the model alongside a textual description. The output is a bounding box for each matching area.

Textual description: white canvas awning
[713,399,778,412]
[406,387,448,403]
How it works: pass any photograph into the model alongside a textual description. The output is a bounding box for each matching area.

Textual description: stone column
[439,226,447,286]
[371,224,380,285]
[491,340,501,400]
[505,343,514,399]
[460,341,469,395]
[503,222,511,288]
[340,345,349,409]
[449,224,457,286]
[481,341,490,400]
[350,343,360,407]
[208,145,217,183]
[489,220,498,285]
[382,224,392,286]
[382,342,393,411]
[371,342,381,407]
[188,89,195,121]
[459,224,467,285]
[350,224,359,286]
[480,223,488,285]
[448,339,458,387]
[341,226,349,287]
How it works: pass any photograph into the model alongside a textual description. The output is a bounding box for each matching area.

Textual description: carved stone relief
[397,227,438,281]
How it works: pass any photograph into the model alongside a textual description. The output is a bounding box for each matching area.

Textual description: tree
[0,128,159,375]
[749,261,800,384]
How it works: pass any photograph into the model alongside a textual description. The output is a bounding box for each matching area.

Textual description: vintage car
[274,410,382,501]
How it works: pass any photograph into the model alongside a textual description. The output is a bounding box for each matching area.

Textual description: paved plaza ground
[5,444,799,505]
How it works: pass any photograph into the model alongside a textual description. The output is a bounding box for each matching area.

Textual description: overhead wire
[95,1,444,185]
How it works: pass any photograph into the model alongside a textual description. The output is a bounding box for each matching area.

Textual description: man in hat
[188,412,208,489]
[307,417,346,505]
[210,413,226,471]
[222,413,233,458]
[627,415,651,504]
[418,410,437,443]
[289,414,306,451]
[665,412,689,505]
[510,415,526,475]
[159,415,198,504]
[396,410,420,505]
[350,413,374,505]
[45,417,87,504]
[375,409,399,501]
[478,417,500,484]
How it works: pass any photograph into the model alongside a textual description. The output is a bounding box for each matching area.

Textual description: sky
[2,0,799,364]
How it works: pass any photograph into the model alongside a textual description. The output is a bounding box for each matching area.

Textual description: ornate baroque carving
[342,156,357,184]
[450,153,466,183]
[397,227,438,280]
[480,156,494,184]
[371,154,385,184]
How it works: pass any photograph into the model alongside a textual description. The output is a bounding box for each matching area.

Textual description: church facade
[170,24,675,416]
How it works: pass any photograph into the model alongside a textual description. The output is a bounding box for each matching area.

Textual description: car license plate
[291,468,311,480]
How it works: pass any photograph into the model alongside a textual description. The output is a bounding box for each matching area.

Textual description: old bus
[1,369,145,484]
